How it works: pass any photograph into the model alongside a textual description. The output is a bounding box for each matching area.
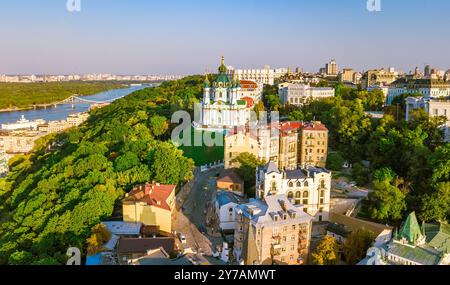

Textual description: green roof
[384,242,442,265]
[399,212,423,245]
[424,223,450,253]
[237,100,246,106]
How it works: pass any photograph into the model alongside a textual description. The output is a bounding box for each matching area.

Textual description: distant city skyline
[1,0,450,75]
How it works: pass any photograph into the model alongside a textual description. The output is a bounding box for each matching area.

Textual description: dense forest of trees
[0,76,208,265]
[0,82,124,110]
[264,83,450,225]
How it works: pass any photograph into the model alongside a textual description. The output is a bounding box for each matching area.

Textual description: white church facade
[196,57,253,130]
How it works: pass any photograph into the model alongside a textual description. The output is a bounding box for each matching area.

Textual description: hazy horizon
[1,0,450,75]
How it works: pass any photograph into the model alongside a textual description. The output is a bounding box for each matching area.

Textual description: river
[0,85,151,125]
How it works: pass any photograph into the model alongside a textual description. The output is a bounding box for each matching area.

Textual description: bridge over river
[0,84,152,125]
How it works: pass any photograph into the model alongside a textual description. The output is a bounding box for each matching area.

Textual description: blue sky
[0,0,449,75]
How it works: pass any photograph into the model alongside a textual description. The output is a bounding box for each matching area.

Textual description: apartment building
[299,122,329,168]
[122,183,176,233]
[233,195,313,265]
[255,162,331,222]
[362,69,399,89]
[224,129,259,169]
[227,66,288,86]
[0,130,44,155]
[67,112,90,127]
[224,121,329,170]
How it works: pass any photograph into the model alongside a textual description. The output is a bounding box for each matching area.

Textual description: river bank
[0,85,150,125]
[0,81,130,111]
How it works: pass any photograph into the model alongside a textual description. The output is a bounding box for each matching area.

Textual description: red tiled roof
[240,80,258,88]
[241,97,254,108]
[280,121,303,132]
[125,183,176,211]
[302,122,328,132]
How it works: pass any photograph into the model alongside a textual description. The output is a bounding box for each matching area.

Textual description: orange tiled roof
[241,97,255,108]
[125,183,176,211]
[240,80,258,88]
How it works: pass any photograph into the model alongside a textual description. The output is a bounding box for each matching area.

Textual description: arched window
[320,190,325,198]
[303,191,309,205]
[270,182,277,194]
[287,192,294,199]
[304,181,309,187]
[320,180,326,189]
[288,182,293,188]
[295,191,301,199]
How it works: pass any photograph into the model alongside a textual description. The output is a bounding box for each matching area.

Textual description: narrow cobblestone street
[174,169,224,256]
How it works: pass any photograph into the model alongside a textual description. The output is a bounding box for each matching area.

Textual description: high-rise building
[325,59,338,76]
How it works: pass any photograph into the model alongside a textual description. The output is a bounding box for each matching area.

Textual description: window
[320,180,326,189]
[295,191,301,199]
[304,181,309,187]
[296,182,301,187]
[289,182,294,188]
[287,192,294,199]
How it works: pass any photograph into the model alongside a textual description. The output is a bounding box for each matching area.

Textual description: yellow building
[299,122,328,168]
[224,129,259,169]
[122,183,176,234]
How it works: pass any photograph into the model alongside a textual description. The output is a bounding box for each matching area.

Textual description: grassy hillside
[0,76,212,265]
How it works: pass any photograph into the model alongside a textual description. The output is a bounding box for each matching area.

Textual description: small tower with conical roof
[397,212,426,246]
[203,72,211,105]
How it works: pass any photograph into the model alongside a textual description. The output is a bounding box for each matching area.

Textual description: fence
[200,160,224,173]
